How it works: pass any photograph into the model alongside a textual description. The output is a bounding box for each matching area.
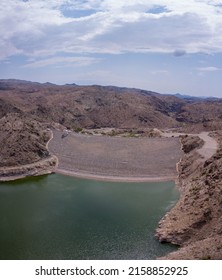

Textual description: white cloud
[197,66,221,72]
[1,0,222,60]
[23,56,100,68]
[151,70,170,75]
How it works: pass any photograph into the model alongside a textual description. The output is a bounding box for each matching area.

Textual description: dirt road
[197,132,218,160]
[162,131,218,160]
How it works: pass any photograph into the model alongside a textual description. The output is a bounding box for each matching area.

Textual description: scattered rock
[156,133,222,259]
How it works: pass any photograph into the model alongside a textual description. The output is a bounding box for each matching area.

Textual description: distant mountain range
[173,93,219,101]
[0,79,222,132]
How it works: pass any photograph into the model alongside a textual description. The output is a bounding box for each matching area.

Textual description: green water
[0,174,179,260]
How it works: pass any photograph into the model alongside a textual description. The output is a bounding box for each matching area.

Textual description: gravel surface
[48,130,183,181]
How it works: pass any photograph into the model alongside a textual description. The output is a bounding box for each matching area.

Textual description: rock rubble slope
[156,132,222,259]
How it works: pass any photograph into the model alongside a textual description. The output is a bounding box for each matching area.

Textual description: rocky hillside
[0,112,57,180]
[0,80,183,129]
[1,79,222,132]
[156,133,222,259]
[0,113,51,167]
[176,101,222,131]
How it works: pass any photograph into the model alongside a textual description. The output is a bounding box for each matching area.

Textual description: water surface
[0,174,179,259]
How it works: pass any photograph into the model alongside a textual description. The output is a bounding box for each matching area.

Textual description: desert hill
[0,113,50,167]
[0,112,57,180]
[0,79,222,132]
[0,79,182,129]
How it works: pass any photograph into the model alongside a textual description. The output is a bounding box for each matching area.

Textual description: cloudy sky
[1,0,222,97]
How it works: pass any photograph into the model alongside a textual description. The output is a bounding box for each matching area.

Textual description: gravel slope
[48,130,183,181]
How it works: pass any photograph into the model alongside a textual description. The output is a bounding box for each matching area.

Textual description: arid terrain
[1,79,222,132]
[1,79,222,259]
[156,133,222,259]
[0,113,57,180]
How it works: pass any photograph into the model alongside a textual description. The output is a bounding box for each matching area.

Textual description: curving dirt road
[197,132,218,160]
[162,131,218,160]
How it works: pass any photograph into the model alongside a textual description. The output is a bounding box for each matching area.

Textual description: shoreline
[56,168,177,183]
[0,130,58,182]
[0,155,58,182]
[156,132,222,259]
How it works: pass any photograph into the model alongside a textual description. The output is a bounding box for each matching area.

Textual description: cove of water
[0,174,179,260]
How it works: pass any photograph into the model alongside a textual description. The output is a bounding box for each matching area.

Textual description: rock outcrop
[156,133,222,259]
[0,113,57,180]
[0,156,58,181]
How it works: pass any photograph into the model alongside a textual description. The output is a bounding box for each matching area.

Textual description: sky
[1,0,222,97]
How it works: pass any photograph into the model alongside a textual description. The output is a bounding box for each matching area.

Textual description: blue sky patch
[61,8,98,18]
[147,5,170,14]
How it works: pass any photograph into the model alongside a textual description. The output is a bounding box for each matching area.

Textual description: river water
[0,174,179,260]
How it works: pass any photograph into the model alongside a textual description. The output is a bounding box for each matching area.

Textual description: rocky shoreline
[0,155,58,181]
[156,133,222,259]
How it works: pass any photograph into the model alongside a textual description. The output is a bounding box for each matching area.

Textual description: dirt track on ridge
[197,131,218,159]
[162,131,218,160]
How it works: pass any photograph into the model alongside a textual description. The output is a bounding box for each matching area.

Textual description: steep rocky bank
[0,156,58,181]
[0,113,57,181]
[156,133,222,259]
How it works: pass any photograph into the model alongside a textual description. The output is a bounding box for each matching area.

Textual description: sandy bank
[56,168,176,182]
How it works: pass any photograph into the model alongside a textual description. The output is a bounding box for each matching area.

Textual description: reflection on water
[0,174,179,259]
